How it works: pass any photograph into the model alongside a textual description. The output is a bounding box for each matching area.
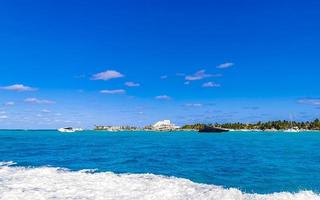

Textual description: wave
[0,162,319,200]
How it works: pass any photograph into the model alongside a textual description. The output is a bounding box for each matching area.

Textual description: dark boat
[198,126,229,133]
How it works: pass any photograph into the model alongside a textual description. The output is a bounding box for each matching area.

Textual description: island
[95,120,180,131]
[181,119,320,131]
[94,119,320,132]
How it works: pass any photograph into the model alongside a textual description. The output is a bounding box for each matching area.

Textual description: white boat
[284,127,300,133]
[284,115,300,133]
[58,127,84,133]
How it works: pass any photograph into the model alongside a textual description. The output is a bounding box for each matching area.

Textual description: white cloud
[298,98,320,106]
[155,95,171,100]
[125,82,140,87]
[185,103,203,107]
[4,101,15,106]
[100,89,126,94]
[217,62,234,69]
[202,82,221,88]
[185,70,221,81]
[0,84,36,91]
[24,98,56,104]
[0,115,8,119]
[41,109,51,113]
[92,70,124,80]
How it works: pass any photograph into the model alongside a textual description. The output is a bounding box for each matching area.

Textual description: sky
[0,0,320,129]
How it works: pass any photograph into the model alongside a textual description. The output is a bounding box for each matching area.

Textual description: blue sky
[0,0,320,129]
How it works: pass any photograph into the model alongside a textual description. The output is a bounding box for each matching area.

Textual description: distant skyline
[0,0,320,129]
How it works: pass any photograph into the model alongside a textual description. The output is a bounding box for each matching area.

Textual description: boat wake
[0,162,319,200]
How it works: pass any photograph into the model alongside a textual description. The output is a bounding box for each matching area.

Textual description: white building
[95,126,122,131]
[152,120,179,131]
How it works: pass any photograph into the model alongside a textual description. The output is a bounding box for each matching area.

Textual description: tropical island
[94,119,320,132]
[181,119,320,131]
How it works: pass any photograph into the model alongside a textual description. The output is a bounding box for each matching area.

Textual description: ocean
[1,130,320,200]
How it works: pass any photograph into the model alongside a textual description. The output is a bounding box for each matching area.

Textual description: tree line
[181,119,320,130]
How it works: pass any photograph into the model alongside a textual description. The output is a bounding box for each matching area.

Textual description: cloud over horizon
[0,115,8,119]
[185,70,211,81]
[155,95,171,100]
[4,101,15,106]
[0,84,36,91]
[185,70,221,81]
[24,98,56,104]
[41,109,51,113]
[185,103,203,107]
[100,89,126,94]
[125,82,140,87]
[216,62,234,69]
[243,106,260,110]
[202,82,221,88]
[298,98,320,106]
[92,70,124,81]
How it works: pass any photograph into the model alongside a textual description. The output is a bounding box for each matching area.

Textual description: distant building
[95,125,139,131]
[151,120,179,131]
[95,120,179,131]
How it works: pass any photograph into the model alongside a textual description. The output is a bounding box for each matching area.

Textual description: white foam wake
[0,162,319,200]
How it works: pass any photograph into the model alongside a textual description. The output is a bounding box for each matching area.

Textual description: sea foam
[0,162,319,200]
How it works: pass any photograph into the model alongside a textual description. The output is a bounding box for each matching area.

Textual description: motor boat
[199,126,229,133]
[58,127,84,133]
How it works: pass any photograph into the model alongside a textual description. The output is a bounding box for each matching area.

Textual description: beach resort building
[151,120,180,131]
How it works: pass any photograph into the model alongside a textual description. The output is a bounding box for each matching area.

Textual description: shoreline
[2,129,320,133]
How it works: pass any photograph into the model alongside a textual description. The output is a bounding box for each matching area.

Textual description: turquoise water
[1,130,320,194]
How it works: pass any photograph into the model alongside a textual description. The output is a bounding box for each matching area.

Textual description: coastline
[1,129,320,133]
